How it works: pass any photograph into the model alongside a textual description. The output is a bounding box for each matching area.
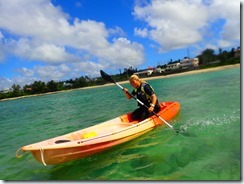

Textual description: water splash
[178,111,240,134]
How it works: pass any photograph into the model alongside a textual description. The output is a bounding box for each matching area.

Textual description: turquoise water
[0,67,240,180]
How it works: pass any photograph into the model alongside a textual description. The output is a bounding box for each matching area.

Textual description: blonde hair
[129,74,146,83]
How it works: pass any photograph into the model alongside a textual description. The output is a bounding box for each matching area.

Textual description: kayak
[16,101,180,165]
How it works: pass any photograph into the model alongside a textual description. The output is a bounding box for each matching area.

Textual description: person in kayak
[123,74,160,121]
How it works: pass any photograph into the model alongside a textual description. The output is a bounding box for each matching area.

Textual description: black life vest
[133,83,154,107]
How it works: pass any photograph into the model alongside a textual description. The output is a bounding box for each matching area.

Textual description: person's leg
[140,110,149,120]
[131,107,144,121]
[132,105,160,121]
[139,106,150,120]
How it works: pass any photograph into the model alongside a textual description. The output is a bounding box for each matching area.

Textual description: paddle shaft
[114,82,174,129]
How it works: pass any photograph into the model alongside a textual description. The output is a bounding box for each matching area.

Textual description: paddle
[100,70,180,133]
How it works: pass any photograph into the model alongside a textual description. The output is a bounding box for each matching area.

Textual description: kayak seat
[120,113,134,123]
[65,133,82,141]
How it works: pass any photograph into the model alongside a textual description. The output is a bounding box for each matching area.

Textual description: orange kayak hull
[16,101,180,165]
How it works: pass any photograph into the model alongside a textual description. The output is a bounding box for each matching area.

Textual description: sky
[0,0,241,90]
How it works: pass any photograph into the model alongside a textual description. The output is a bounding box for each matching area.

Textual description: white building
[180,58,199,69]
[134,69,154,76]
[165,62,181,71]
[165,58,199,72]
[154,67,165,73]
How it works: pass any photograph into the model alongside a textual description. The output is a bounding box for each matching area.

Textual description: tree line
[0,76,106,100]
[157,47,240,68]
[0,46,240,100]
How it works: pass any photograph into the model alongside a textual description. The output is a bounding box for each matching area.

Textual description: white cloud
[0,31,6,61]
[0,77,13,90]
[34,64,72,81]
[134,27,148,38]
[98,37,145,69]
[7,38,79,63]
[14,62,103,85]
[0,0,68,40]
[17,67,34,77]
[210,0,240,41]
[133,0,207,51]
[8,64,72,88]
[0,0,145,70]
[11,75,39,88]
[72,61,105,77]
[133,0,240,52]
[108,26,126,37]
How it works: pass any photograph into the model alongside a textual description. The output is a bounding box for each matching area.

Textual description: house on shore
[133,57,200,76]
[179,58,199,69]
[165,62,181,72]
[165,58,199,72]
[134,69,154,76]
[0,88,13,94]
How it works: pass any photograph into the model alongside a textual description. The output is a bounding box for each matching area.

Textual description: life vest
[133,83,154,106]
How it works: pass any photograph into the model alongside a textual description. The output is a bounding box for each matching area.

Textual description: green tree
[11,84,22,97]
[23,84,33,94]
[73,77,87,88]
[31,81,47,94]
[47,80,58,92]
[230,48,235,58]
[198,48,216,65]
[218,50,229,62]
[218,48,222,55]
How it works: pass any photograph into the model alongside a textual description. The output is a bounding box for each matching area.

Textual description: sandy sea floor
[1,64,240,102]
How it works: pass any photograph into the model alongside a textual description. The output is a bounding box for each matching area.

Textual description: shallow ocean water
[0,67,240,180]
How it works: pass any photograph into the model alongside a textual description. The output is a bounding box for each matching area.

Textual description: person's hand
[148,106,154,113]
[123,88,128,93]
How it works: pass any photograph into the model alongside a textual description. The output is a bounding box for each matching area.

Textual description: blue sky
[0,0,241,90]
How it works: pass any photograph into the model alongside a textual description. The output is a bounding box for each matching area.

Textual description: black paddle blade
[100,70,115,83]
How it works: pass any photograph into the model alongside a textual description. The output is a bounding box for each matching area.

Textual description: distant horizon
[0,63,240,102]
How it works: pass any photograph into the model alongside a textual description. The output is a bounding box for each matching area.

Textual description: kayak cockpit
[21,117,137,150]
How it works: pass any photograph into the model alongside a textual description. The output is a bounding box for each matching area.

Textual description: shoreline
[142,63,241,81]
[83,63,240,87]
[1,64,240,102]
